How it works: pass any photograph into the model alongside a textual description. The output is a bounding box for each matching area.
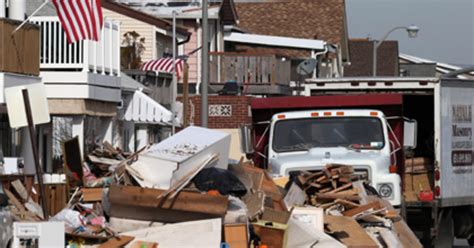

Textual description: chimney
[9,0,26,21]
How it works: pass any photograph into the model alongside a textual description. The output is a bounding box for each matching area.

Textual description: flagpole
[172,10,177,135]
[12,0,50,35]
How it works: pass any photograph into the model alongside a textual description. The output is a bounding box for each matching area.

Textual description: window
[273,117,384,152]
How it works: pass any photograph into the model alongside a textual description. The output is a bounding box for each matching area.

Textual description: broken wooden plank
[324,215,379,248]
[319,187,333,193]
[334,199,360,209]
[308,182,322,188]
[338,177,352,184]
[328,183,352,194]
[109,185,229,222]
[4,188,27,212]
[315,193,360,202]
[81,188,104,202]
[315,175,328,183]
[333,189,360,196]
[342,201,382,217]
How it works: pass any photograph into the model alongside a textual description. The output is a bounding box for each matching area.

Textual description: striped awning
[140,58,184,79]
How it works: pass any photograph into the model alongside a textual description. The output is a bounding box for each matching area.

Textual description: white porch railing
[31,16,120,76]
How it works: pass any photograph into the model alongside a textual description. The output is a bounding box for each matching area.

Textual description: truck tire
[433,210,454,248]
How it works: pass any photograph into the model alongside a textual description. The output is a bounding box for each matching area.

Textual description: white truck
[244,74,474,247]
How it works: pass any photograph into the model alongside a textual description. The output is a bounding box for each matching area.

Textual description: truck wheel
[433,210,454,248]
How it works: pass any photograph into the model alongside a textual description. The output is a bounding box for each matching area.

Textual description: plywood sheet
[108,185,228,222]
[224,224,248,248]
[324,215,378,248]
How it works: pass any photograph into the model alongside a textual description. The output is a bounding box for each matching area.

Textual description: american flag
[52,0,104,43]
[140,58,185,79]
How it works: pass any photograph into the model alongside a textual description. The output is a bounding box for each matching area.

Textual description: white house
[16,0,189,173]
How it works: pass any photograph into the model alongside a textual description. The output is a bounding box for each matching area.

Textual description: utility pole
[201,0,209,127]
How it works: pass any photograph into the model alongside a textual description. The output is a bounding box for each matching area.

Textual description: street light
[372,25,419,76]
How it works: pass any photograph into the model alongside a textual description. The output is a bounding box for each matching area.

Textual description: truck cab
[267,109,402,206]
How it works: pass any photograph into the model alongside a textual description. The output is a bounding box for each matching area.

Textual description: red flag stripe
[62,1,83,42]
[69,1,88,40]
[76,0,93,39]
[52,0,103,43]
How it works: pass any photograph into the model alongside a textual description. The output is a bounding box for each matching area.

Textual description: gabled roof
[234,0,349,59]
[219,0,239,25]
[102,0,191,37]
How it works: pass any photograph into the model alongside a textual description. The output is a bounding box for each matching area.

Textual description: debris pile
[287,164,421,248]
[0,127,422,248]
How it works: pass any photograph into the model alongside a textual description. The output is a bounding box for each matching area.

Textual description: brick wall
[179,95,253,129]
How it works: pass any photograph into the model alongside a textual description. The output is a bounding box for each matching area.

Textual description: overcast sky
[346,0,474,66]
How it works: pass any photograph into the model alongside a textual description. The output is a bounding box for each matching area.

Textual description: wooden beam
[108,185,228,217]
[342,201,382,217]
[81,188,104,202]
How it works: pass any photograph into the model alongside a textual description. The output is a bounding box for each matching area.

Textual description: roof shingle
[234,0,346,58]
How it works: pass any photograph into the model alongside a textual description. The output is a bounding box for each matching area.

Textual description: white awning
[224,32,326,51]
[124,90,172,125]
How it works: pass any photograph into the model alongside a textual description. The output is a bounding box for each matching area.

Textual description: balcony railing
[209,52,291,85]
[31,16,120,76]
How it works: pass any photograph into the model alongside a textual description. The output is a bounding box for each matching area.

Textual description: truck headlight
[377,183,394,199]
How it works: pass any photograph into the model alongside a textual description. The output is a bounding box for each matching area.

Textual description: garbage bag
[193,167,247,197]
[51,209,85,229]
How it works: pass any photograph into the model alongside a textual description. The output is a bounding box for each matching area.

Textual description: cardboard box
[252,221,287,248]
[224,224,248,248]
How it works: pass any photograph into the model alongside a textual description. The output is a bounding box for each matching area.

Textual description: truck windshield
[273,117,384,152]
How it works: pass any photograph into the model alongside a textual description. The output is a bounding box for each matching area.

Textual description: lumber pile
[286,164,422,248]
[296,164,366,207]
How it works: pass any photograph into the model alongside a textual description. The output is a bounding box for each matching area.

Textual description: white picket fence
[31,16,121,76]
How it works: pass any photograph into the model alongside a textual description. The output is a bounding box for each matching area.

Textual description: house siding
[103,8,155,62]
[183,20,199,84]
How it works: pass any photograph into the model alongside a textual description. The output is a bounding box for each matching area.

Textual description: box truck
[242,75,474,246]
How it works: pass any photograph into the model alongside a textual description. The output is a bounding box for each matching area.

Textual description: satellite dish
[296,58,317,76]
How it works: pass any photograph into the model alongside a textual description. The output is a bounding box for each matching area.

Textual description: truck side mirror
[403,119,417,149]
[239,124,254,155]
